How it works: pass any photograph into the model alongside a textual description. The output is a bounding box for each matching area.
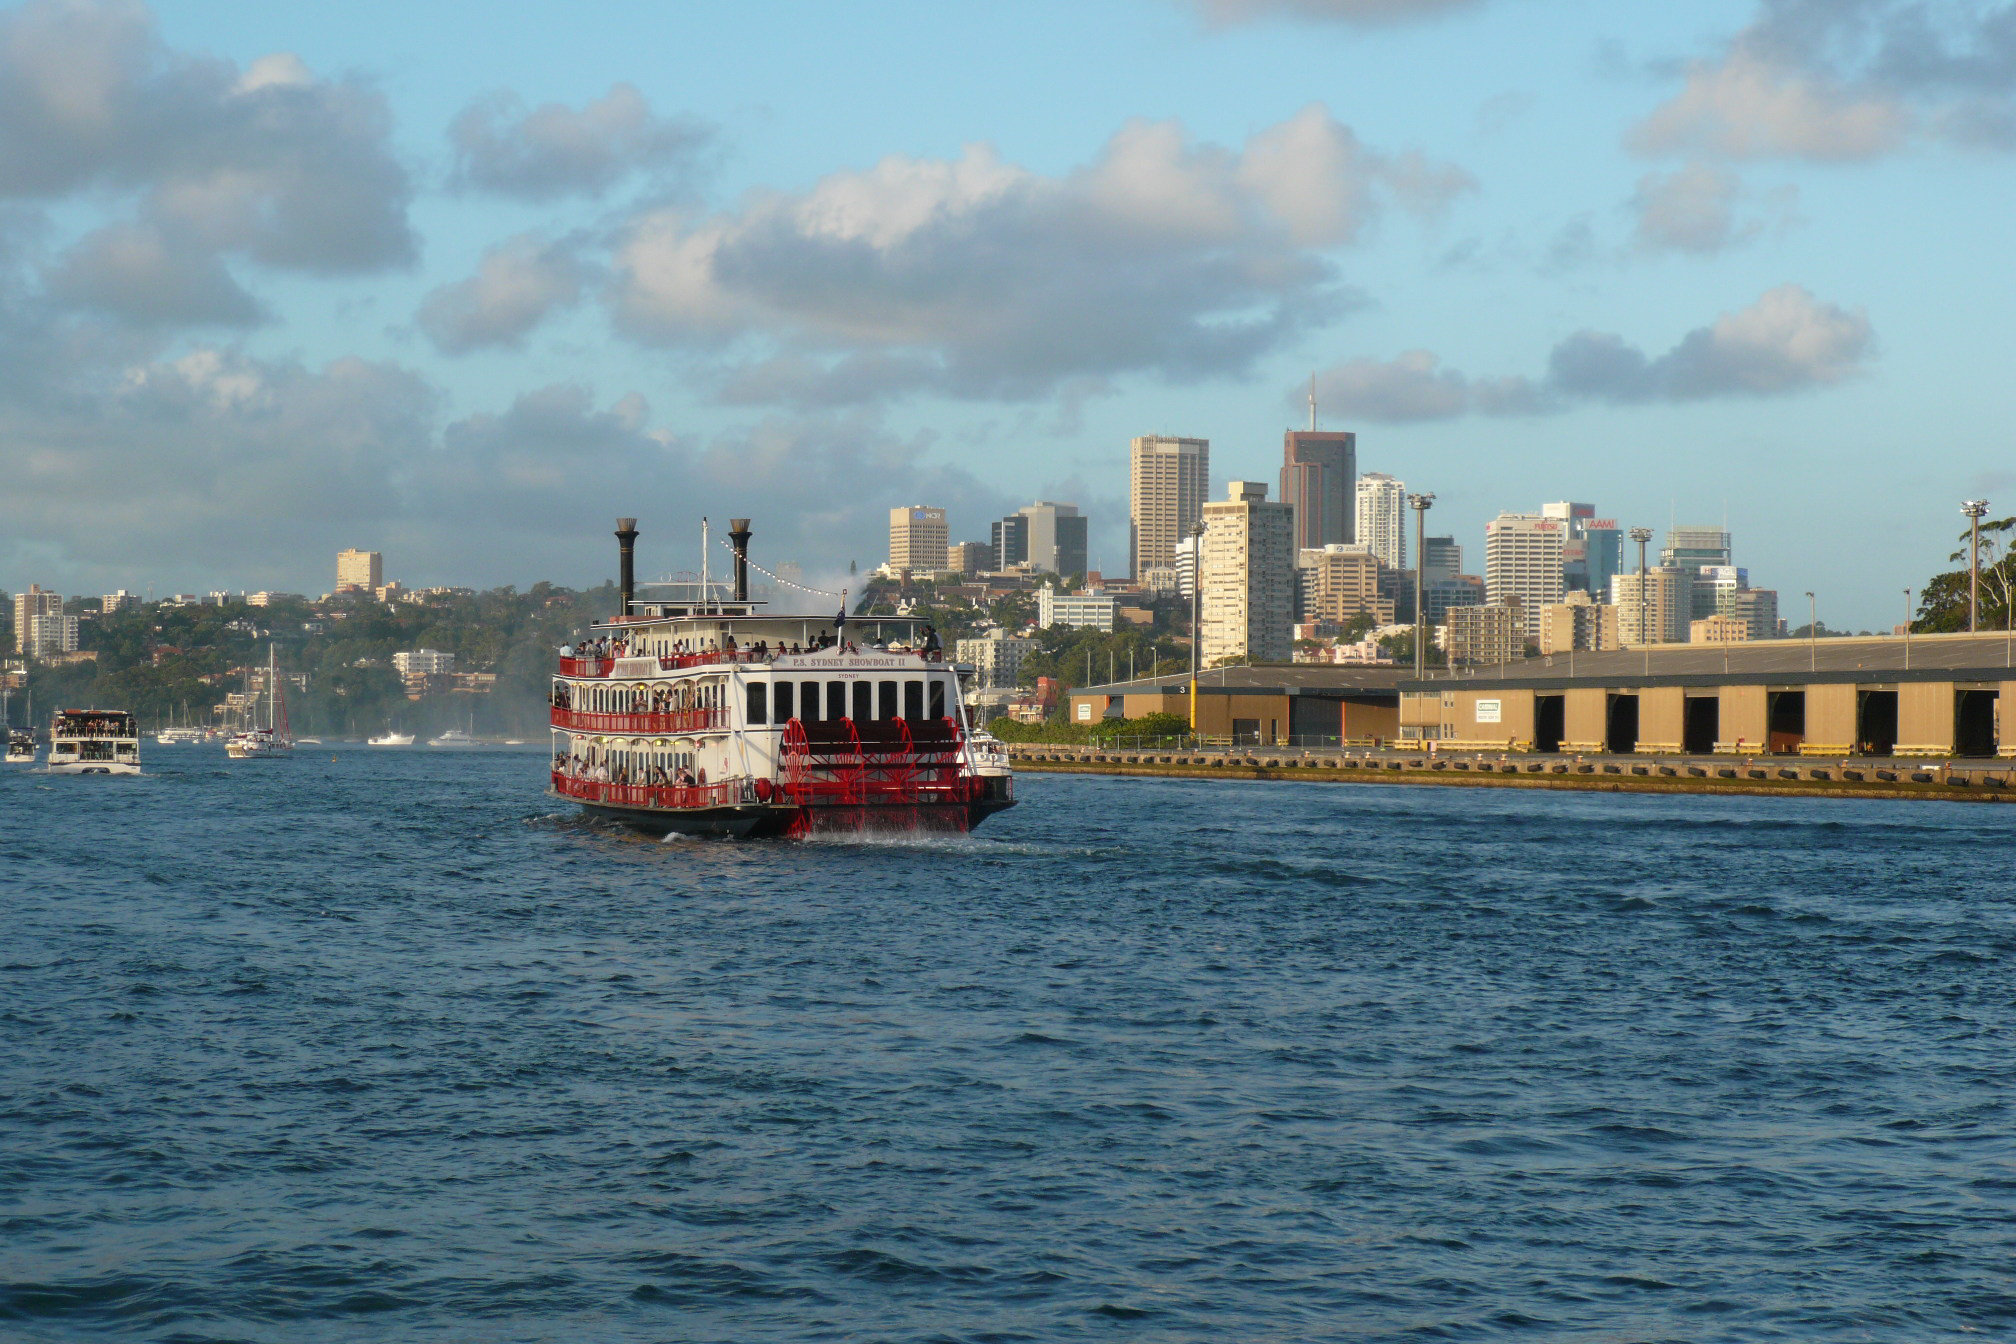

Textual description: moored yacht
[47,709,140,775]
[549,517,1014,839]
[226,645,294,760]
[5,729,34,764]
[429,726,477,748]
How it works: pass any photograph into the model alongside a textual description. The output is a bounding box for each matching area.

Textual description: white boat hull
[47,760,140,775]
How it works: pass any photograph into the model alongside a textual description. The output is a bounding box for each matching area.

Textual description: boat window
[800,681,821,720]
[851,681,872,721]
[746,682,767,725]
[878,680,898,720]
[774,680,795,722]
[929,679,947,720]
[829,681,848,720]
[903,680,925,721]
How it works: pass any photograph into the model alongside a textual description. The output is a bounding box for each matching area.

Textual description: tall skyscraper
[1421,536,1463,583]
[1130,435,1209,579]
[1280,429,1356,552]
[1662,525,1735,620]
[990,514,1029,571]
[13,584,61,654]
[336,549,382,592]
[887,506,948,573]
[1201,482,1296,665]
[1484,513,1566,637]
[1354,473,1407,570]
[1004,502,1088,577]
[1611,567,1690,644]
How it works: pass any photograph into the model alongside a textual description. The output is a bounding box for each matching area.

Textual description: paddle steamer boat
[550,518,1015,838]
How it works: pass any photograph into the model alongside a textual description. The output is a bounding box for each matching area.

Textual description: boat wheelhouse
[550,517,1014,838]
[47,709,140,775]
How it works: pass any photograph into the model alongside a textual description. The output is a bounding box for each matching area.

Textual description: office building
[955,630,1035,690]
[1425,574,1486,626]
[336,549,383,593]
[1611,567,1690,644]
[1448,601,1525,666]
[990,514,1028,571]
[1037,584,1118,633]
[946,542,991,575]
[1355,473,1407,570]
[13,585,62,655]
[1728,588,1780,640]
[1421,536,1462,583]
[1690,615,1752,644]
[1484,513,1567,637]
[1130,435,1209,579]
[24,613,80,658]
[101,590,140,615]
[1001,501,1087,577]
[1539,502,1623,598]
[1538,591,1621,654]
[887,506,948,574]
[1662,525,1734,620]
[1297,546,1393,628]
[1281,430,1356,552]
[1200,482,1296,665]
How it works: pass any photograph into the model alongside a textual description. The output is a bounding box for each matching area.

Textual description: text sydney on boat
[549,517,1015,838]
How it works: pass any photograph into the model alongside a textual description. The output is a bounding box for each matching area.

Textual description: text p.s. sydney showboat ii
[550,517,1014,838]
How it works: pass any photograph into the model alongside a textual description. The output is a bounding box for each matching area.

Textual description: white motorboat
[5,729,34,764]
[47,709,140,774]
[368,731,415,746]
[428,727,477,748]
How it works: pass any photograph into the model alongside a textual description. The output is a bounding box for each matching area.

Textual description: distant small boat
[428,728,477,748]
[297,737,323,745]
[5,729,34,764]
[368,731,415,746]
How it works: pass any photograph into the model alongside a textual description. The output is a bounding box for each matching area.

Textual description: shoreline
[1007,746,2016,803]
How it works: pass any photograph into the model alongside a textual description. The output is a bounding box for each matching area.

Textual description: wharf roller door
[1289,697,1341,742]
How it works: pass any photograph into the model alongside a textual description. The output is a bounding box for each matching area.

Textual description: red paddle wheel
[778,716,975,836]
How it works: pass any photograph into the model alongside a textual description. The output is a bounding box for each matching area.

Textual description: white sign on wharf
[1475,699,1502,724]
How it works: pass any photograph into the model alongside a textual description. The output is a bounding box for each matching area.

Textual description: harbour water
[6,750,2016,1341]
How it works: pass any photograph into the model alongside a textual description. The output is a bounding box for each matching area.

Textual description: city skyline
[0,0,2008,627]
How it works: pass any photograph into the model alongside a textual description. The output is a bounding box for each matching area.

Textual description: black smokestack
[615,517,638,616]
[728,518,752,603]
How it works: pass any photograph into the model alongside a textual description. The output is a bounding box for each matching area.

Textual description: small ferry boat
[429,727,477,748]
[226,646,293,760]
[368,731,415,746]
[5,729,34,764]
[550,517,1014,839]
[47,709,140,774]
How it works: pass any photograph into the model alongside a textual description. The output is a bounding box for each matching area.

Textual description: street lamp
[1963,499,1989,633]
[1407,493,1435,678]
[1904,587,1913,670]
[1804,591,1816,672]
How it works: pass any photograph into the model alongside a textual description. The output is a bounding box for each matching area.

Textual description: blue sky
[3,0,2012,627]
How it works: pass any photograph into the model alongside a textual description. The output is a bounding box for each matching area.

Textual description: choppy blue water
[5,749,2016,1342]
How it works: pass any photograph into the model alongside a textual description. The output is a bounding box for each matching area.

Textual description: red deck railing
[551,773,749,810]
[558,649,946,679]
[548,707,726,734]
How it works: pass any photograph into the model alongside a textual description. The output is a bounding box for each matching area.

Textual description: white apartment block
[1484,513,1566,637]
[392,648,456,676]
[1037,585,1117,633]
[24,613,80,658]
[954,631,1035,690]
[336,549,383,592]
[101,590,140,614]
[1354,473,1408,571]
[1129,435,1209,579]
[1201,482,1296,665]
[1610,567,1690,644]
[887,506,948,573]
[13,585,62,653]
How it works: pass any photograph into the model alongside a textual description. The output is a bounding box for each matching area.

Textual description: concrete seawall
[1007,745,2016,803]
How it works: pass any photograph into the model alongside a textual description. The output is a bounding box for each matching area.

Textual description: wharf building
[1201,482,1296,666]
[1399,632,2016,758]
[1354,472,1406,569]
[1130,434,1209,580]
[1069,664,1402,745]
[1280,429,1356,552]
[887,506,948,574]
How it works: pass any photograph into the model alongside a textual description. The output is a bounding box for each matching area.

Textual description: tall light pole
[1804,591,1816,672]
[1963,499,1989,633]
[1904,587,1913,669]
[1628,526,1653,647]
[1187,520,1205,732]
[1408,493,1435,678]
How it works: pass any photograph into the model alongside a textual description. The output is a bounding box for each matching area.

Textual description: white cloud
[449,82,711,201]
[1632,47,1909,160]
[609,105,1463,404]
[417,234,588,354]
[1306,283,1871,420]
[1630,161,1782,254]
